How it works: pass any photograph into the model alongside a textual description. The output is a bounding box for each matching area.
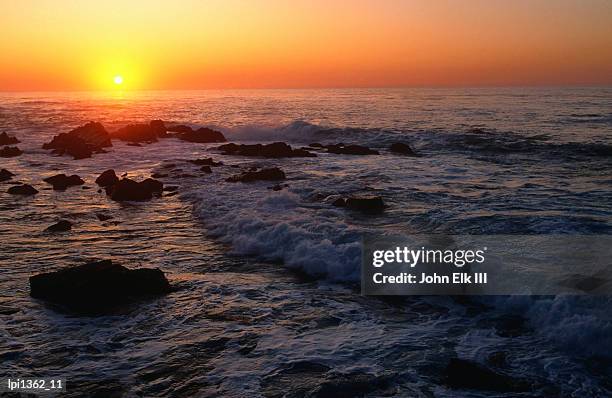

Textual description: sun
[113,75,124,85]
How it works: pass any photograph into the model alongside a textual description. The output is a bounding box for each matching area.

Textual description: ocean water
[0,87,611,396]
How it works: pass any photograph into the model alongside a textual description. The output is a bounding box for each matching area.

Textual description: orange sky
[1,0,611,90]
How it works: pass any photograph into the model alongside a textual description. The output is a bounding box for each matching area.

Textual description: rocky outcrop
[389,142,418,156]
[346,196,385,213]
[8,184,38,195]
[0,146,22,157]
[0,168,14,182]
[45,220,72,232]
[226,167,286,183]
[43,122,111,159]
[189,157,223,166]
[95,169,119,187]
[29,259,171,312]
[0,132,19,145]
[105,178,163,201]
[43,174,85,190]
[149,120,168,137]
[167,125,194,134]
[326,144,379,155]
[178,127,227,143]
[113,123,159,143]
[218,142,316,158]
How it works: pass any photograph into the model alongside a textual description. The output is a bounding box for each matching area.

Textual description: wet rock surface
[43,174,85,190]
[29,260,171,313]
[0,168,14,182]
[178,127,226,143]
[0,132,19,145]
[0,146,23,157]
[227,167,286,183]
[345,196,385,213]
[95,169,119,187]
[45,220,72,232]
[105,178,163,201]
[42,122,111,159]
[389,142,418,156]
[218,142,316,158]
[7,184,38,195]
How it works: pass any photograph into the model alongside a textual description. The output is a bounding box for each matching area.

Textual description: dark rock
[218,142,316,158]
[178,127,226,143]
[0,132,19,145]
[96,213,113,221]
[140,178,164,194]
[309,143,324,148]
[326,144,379,155]
[8,184,38,195]
[43,174,85,190]
[389,142,418,156]
[43,122,111,159]
[45,220,72,232]
[227,167,286,183]
[189,157,223,166]
[0,168,14,182]
[95,169,119,187]
[149,120,167,137]
[113,124,158,143]
[29,259,171,312]
[444,358,529,392]
[167,124,193,134]
[332,198,346,207]
[346,196,385,213]
[200,166,212,173]
[0,146,22,158]
[106,178,163,201]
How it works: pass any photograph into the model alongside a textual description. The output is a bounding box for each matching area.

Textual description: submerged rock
[346,196,385,213]
[189,157,223,166]
[178,127,227,143]
[43,174,85,190]
[95,169,119,187]
[0,132,19,145]
[45,220,72,232]
[0,146,23,158]
[29,259,171,312]
[227,167,286,183]
[0,168,14,182]
[8,184,38,195]
[444,358,529,392]
[106,178,163,201]
[326,144,379,155]
[43,121,111,159]
[218,142,316,158]
[389,142,418,156]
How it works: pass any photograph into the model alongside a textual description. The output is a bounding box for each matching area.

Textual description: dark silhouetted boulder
[346,196,385,213]
[389,142,418,156]
[95,169,119,187]
[444,358,529,392]
[43,174,85,190]
[189,157,223,166]
[179,127,226,143]
[45,220,72,232]
[43,122,111,159]
[218,142,316,158]
[149,120,167,137]
[227,167,286,183]
[29,259,171,312]
[0,146,22,158]
[332,198,346,207]
[0,168,14,182]
[326,144,379,155]
[106,178,163,201]
[167,124,193,134]
[0,132,19,145]
[200,166,212,173]
[8,184,38,195]
[113,124,159,143]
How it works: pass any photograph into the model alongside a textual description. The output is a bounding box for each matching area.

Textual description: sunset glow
[1,0,611,91]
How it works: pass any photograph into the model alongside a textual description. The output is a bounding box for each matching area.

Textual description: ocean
[1,87,611,396]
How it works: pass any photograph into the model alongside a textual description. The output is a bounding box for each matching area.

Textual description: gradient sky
[1,0,611,90]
